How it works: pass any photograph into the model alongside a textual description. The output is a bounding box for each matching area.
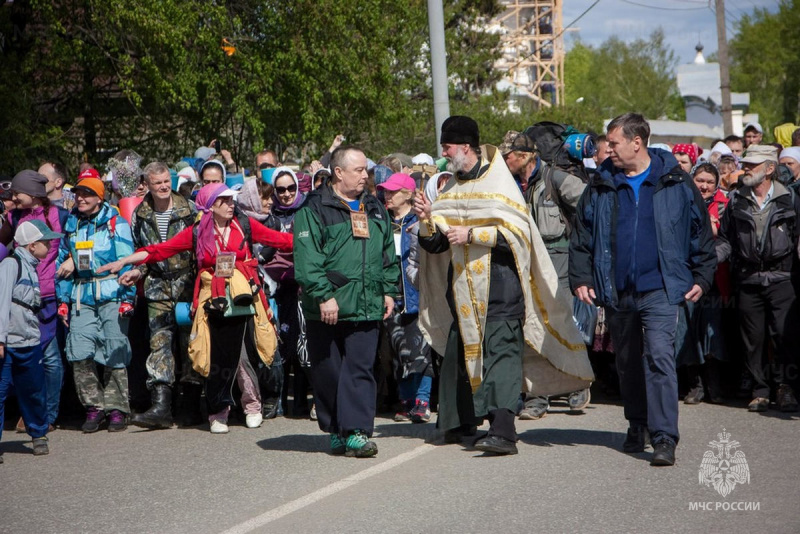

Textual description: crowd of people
[1,113,798,467]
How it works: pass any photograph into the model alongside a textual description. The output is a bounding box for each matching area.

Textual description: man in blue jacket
[569,113,716,466]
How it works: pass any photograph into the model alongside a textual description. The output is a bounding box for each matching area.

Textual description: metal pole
[427,0,450,153]
[715,0,733,137]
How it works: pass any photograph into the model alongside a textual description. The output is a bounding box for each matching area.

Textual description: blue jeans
[41,336,63,425]
[38,297,63,425]
[0,345,49,442]
[608,289,680,445]
[398,374,432,404]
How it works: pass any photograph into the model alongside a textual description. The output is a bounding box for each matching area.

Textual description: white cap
[412,153,435,166]
[744,122,763,134]
[14,220,64,246]
[177,166,198,182]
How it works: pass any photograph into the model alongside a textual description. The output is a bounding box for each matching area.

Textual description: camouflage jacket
[131,192,196,302]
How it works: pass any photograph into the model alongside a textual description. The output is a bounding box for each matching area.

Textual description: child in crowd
[0,220,64,461]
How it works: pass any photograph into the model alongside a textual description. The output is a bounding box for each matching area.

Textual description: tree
[729,1,800,138]
[0,0,265,175]
[0,0,529,174]
[564,30,685,123]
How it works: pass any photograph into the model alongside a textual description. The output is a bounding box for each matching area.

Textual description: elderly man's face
[741,161,772,187]
[779,157,800,180]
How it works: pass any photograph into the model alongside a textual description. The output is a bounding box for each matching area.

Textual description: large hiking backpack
[523,121,591,184]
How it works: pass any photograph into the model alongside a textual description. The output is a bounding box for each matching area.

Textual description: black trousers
[737,280,799,398]
[205,314,259,414]
[307,320,379,437]
[276,287,311,415]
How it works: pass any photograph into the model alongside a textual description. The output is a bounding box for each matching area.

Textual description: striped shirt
[154,209,173,242]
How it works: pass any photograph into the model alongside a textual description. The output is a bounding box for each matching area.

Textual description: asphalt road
[1,394,797,534]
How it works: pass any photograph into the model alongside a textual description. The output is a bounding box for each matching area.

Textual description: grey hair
[143,161,171,181]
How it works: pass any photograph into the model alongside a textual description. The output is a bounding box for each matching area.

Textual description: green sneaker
[345,430,378,458]
[330,433,346,455]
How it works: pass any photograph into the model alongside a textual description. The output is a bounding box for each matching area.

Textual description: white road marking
[220,444,436,534]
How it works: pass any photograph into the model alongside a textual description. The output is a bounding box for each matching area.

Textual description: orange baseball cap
[73,177,105,198]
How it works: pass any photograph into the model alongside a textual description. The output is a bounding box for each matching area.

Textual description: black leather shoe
[622,425,648,453]
[651,441,676,466]
[474,435,518,455]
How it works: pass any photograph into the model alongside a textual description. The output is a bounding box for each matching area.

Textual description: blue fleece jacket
[613,153,665,294]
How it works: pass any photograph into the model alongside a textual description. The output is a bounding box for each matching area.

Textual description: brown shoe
[15,417,25,433]
[748,397,769,412]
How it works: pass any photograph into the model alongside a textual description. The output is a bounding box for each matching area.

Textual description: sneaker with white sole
[210,420,229,434]
[568,388,591,413]
[519,396,548,420]
[245,413,263,428]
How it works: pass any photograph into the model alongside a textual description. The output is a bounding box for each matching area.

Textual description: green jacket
[294,185,400,322]
[130,192,196,302]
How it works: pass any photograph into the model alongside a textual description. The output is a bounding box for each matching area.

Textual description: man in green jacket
[294,146,400,458]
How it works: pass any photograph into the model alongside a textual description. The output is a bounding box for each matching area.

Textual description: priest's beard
[446,150,470,174]
[742,167,767,187]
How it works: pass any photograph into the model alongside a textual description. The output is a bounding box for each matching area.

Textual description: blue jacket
[569,148,716,307]
[393,211,419,315]
[57,203,136,307]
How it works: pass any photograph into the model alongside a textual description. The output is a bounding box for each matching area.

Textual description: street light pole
[715,0,733,137]
[427,0,450,152]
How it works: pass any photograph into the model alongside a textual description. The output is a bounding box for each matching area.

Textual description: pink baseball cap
[377,173,416,192]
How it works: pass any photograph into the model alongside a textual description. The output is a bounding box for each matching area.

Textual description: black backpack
[523,121,590,184]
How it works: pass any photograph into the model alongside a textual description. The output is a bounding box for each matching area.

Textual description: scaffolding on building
[493,0,564,108]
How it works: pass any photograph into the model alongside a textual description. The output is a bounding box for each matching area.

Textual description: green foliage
[564,30,684,123]
[729,1,800,138]
[0,0,527,173]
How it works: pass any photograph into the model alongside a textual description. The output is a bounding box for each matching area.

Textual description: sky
[562,0,779,65]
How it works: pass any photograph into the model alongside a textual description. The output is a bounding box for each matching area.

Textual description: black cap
[441,116,480,147]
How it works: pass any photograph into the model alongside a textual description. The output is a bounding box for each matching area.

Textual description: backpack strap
[10,255,39,313]
[235,211,254,259]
